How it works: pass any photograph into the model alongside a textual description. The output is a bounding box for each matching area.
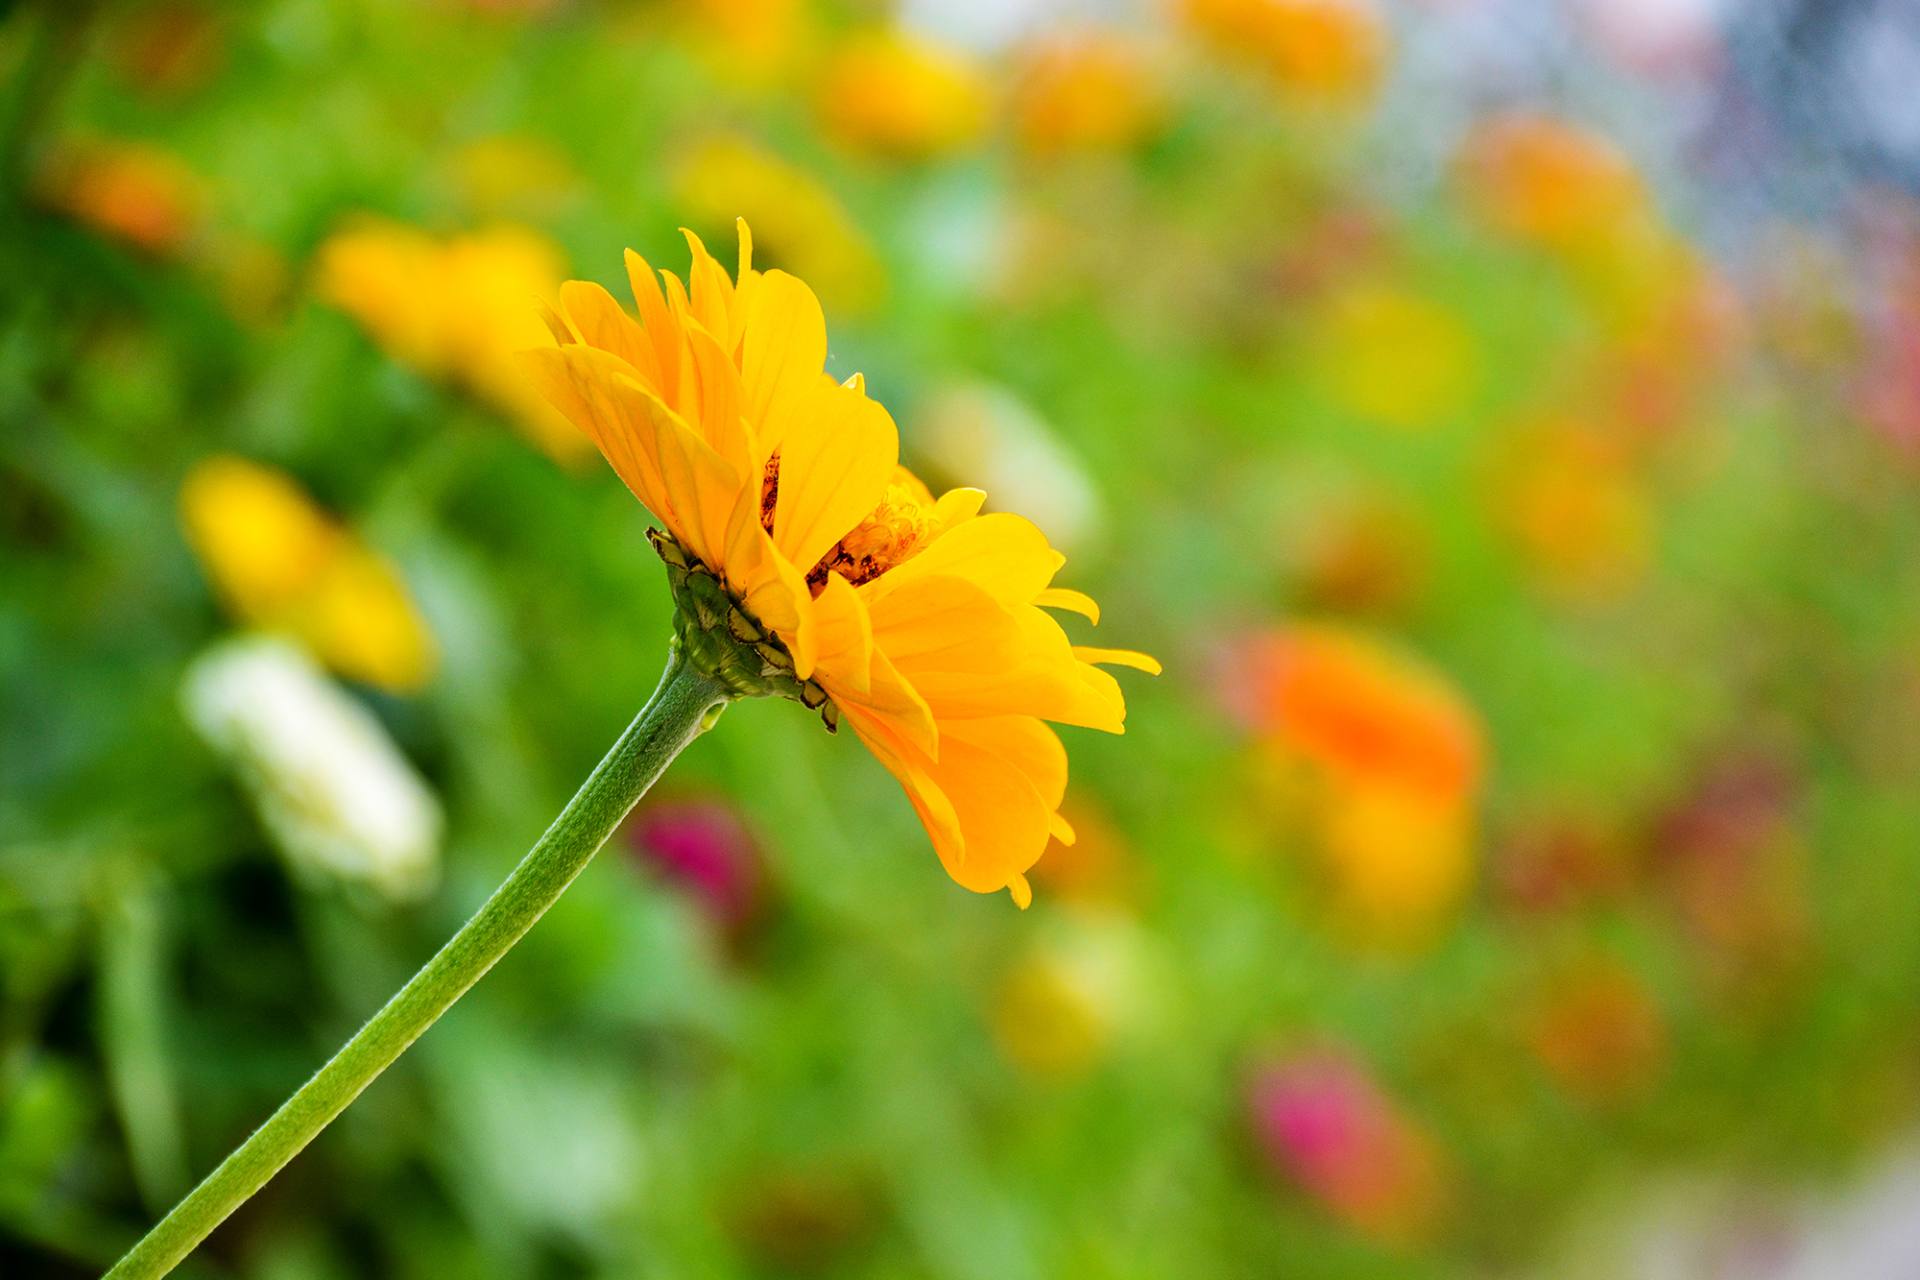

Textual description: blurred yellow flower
[1009,32,1164,158]
[1242,624,1484,942]
[525,224,1157,905]
[37,139,203,256]
[1314,284,1477,429]
[813,28,991,161]
[670,134,885,314]
[180,456,437,692]
[1317,783,1472,936]
[315,218,590,463]
[994,947,1111,1078]
[1180,0,1388,107]
[992,912,1147,1078]
[443,135,582,221]
[678,0,815,88]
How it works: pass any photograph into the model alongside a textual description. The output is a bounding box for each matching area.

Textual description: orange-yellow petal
[1037,587,1100,624]
[773,379,900,573]
[740,269,829,461]
[1073,646,1162,675]
[522,343,682,537]
[868,511,1065,608]
[555,279,659,383]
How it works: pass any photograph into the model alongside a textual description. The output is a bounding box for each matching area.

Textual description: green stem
[105,646,727,1280]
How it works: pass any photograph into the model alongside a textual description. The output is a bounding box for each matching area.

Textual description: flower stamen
[808,479,934,591]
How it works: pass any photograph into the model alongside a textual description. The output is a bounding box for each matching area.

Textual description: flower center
[811,480,933,588]
[761,460,935,592]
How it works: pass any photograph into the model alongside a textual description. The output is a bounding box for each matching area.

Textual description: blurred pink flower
[627,795,765,936]
[1247,1047,1448,1243]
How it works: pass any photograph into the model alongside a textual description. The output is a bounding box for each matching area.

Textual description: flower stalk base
[651,528,840,731]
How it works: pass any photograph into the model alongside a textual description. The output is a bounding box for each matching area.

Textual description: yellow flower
[992,916,1142,1077]
[1313,284,1477,429]
[670,134,885,315]
[524,223,1157,905]
[442,135,582,221]
[180,456,436,692]
[813,28,991,161]
[1181,0,1388,107]
[1009,32,1165,157]
[315,218,591,463]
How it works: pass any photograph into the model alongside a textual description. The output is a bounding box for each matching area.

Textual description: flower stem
[106,645,726,1280]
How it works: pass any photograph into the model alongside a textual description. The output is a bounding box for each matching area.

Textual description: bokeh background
[8,0,1920,1276]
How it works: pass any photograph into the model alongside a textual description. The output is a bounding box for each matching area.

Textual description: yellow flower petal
[740,269,829,461]
[810,571,874,694]
[866,511,1065,608]
[1037,587,1100,625]
[555,279,658,383]
[1073,646,1162,675]
[772,379,899,574]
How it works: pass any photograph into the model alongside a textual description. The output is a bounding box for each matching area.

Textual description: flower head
[1455,114,1649,258]
[525,223,1156,905]
[627,793,765,936]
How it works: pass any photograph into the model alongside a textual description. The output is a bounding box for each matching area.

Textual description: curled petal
[1073,646,1161,675]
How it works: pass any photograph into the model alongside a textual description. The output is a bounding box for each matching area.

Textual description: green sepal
[650,529,839,731]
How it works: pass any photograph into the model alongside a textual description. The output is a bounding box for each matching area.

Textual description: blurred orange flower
[1247,625,1481,806]
[1025,798,1139,906]
[814,28,991,161]
[1240,624,1484,941]
[1456,114,1649,256]
[180,456,437,692]
[37,139,203,256]
[1181,0,1388,107]
[109,3,226,98]
[1009,32,1165,157]
[315,218,589,463]
[1490,415,1653,601]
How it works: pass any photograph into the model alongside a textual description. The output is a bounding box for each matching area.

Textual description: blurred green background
[9,0,1920,1276]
